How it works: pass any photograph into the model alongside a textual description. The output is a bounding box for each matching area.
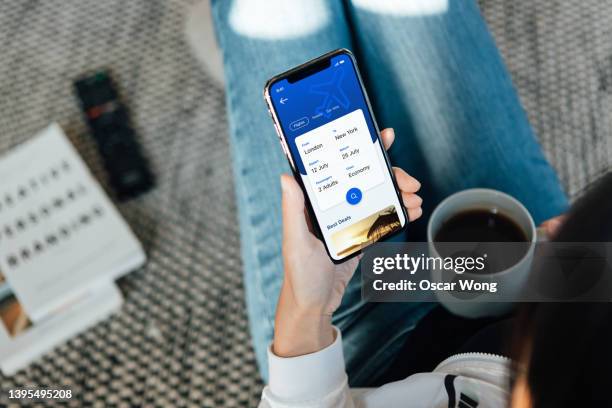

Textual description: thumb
[280,174,311,242]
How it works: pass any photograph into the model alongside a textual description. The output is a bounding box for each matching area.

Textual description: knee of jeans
[228,0,330,40]
[350,0,448,15]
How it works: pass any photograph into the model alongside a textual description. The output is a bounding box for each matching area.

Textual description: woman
[510,173,612,407]
[260,166,611,407]
[212,0,568,384]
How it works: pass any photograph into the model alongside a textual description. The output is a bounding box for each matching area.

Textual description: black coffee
[434,209,529,274]
[435,209,527,242]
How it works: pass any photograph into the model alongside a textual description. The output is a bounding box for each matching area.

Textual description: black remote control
[74,71,154,201]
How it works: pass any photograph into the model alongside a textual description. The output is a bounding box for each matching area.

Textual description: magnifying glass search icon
[346,187,362,205]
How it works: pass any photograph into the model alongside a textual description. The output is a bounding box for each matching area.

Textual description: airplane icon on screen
[309,69,350,118]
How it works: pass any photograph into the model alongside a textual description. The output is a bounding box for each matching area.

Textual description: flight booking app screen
[271,53,406,260]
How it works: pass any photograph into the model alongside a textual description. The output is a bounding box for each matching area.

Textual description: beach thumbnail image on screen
[331,205,401,257]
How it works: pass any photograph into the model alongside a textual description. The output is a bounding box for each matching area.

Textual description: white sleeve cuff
[267,326,347,401]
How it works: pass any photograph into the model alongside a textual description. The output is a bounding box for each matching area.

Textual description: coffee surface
[434,209,529,274]
[435,209,528,242]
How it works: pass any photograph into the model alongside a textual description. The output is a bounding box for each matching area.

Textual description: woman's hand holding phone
[273,128,423,358]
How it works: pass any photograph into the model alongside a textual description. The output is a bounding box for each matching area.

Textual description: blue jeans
[212,0,568,385]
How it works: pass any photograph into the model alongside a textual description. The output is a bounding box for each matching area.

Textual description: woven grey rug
[0,0,610,407]
[0,1,260,407]
[480,0,612,197]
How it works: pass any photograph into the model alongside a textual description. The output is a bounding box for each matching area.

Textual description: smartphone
[264,49,408,263]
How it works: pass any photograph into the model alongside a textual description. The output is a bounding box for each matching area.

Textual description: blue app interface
[271,53,405,259]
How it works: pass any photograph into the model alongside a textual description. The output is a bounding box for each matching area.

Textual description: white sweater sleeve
[259,327,355,408]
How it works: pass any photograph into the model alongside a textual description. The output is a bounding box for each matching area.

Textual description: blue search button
[346,187,362,205]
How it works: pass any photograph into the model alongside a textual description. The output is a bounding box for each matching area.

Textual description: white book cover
[0,124,146,374]
[0,124,146,321]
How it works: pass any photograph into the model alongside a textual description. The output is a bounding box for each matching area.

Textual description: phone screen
[269,51,407,261]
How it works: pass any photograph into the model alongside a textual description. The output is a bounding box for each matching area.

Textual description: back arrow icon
[280,97,288,104]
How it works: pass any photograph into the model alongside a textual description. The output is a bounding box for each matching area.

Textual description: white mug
[427,189,543,318]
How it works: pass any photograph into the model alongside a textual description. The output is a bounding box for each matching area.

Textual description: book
[0,281,122,375]
[0,124,146,374]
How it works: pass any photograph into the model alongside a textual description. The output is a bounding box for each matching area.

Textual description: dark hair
[513,173,612,407]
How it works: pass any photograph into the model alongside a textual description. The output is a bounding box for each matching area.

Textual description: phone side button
[273,122,282,137]
[280,137,290,157]
[271,122,285,152]
[272,123,286,152]
[280,138,296,169]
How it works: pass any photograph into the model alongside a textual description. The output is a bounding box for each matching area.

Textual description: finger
[408,206,423,222]
[540,215,566,238]
[280,174,311,242]
[393,167,421,193]
[380,128,395,150]
[401,192,422,209]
